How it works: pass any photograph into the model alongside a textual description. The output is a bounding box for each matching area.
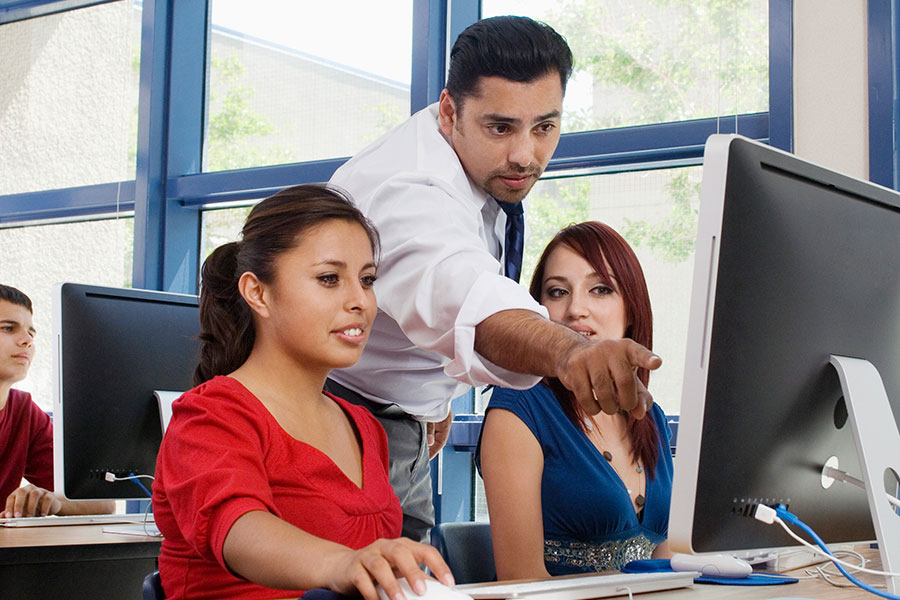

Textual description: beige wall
[793,0,869,179]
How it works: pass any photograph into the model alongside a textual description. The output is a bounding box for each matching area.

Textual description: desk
[636,549,882,599]
[627,577,871,599]
[0,524,161,600]
[455,548,884,600]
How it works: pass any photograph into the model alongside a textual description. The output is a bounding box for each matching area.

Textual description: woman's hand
[223,511,455,598]
[326,537,455,600]
[3,484,62,518]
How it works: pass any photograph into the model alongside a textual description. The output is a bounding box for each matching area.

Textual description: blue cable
[128,472,153,498]
[774,505,899,600]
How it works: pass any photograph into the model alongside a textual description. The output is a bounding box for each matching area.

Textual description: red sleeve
[157,383,278,569]
[23,395,54,492]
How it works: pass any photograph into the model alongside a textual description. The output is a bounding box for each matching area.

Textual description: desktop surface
[469,550,881,599]
[0,524,161,600]
[257,550,886,600]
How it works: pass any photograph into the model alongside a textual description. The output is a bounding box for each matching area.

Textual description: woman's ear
[237,271,270,319]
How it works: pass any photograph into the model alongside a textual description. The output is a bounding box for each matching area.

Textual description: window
[0,0,808,525]
[482,0,769,132]
[0,218,133,410]
[204,0,413,171]
[0,1,141,195]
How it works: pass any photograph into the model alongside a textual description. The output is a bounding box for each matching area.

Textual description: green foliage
[620,170,699,263]
[534,0,766,263]
[522,179,591,284]
[205,55,296,171]
[548,0,768,131]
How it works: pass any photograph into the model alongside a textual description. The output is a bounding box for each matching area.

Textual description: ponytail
[193,242,254,386]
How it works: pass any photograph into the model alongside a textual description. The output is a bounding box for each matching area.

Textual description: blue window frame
[0,0,831,523]
[1,0,798,295]
[0,0,800,292]
[868,0,900,190]
[0,0,116,24]
[9,0,900,527]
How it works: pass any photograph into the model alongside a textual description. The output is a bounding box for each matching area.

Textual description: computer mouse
[670,552,753,578]
[376,577,473,600]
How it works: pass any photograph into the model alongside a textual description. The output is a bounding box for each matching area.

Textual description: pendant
[635,494,646,508]
[602,450,613,462]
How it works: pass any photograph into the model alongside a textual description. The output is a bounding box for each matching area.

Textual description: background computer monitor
[669,135,900,554]
[53,283,200,501]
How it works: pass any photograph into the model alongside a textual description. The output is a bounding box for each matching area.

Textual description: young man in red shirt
[0,284,112,518]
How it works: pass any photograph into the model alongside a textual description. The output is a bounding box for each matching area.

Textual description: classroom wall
[793,0,869,179]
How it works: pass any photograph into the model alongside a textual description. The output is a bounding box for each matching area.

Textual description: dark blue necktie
[497,200,525,283]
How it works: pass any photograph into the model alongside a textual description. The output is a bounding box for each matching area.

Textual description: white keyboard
[102,522,162,538]
[0,513,153,527]
[462,570,697,600]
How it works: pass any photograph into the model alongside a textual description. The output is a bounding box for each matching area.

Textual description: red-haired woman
[477,221,673,580]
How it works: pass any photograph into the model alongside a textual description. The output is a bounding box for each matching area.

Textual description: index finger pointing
[626,339,661,370]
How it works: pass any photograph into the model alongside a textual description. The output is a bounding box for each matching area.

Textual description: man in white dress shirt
[327,16,661,541]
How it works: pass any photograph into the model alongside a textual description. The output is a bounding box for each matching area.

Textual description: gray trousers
[324,379,435,543]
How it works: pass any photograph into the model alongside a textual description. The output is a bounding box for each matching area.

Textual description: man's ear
[237,271,270,319]
[438,89,457,136]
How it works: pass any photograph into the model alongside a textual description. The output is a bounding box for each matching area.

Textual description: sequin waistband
[544,534,657,572]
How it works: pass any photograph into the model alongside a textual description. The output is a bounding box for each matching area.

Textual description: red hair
[529,221,661,475]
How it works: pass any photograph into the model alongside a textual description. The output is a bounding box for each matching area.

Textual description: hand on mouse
[326,537,455,600]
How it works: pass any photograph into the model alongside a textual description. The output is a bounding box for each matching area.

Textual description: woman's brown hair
[530,221,661,474]
[193,184,379,386]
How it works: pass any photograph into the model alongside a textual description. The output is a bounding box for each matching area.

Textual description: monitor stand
[830,355,900,594]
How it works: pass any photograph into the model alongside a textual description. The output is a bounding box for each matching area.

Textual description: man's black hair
[445,16,573,107]
[0,284,33,314]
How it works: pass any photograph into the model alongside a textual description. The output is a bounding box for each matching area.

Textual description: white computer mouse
[376,577,473,600]
[670,552,753,578]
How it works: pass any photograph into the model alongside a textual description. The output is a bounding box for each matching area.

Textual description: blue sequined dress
[476,382,673,575]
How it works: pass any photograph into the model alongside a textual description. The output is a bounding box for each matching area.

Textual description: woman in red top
[153,185,453,600]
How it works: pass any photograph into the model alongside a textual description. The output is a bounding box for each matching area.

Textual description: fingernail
[442,573,456,587]
[413,579,427,595]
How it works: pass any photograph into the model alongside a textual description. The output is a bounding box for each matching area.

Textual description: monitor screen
[670,135,900,554]
[53,283,200,501]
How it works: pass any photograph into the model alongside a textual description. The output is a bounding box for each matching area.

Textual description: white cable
[616,586,633,600]
[770,515,900,578]
[104,472,155,482]
[803,550,874,587]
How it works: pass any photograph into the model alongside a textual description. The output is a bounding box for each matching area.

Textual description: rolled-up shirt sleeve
[367,174,547,390]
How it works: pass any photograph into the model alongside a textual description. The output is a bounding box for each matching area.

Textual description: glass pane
[522,167,700,417]
[200,205,253,263]
[205,0,413,171]
[473,166,699,520]
[481,0,768,133]
[0,1,141,195]
[0,218,134,411]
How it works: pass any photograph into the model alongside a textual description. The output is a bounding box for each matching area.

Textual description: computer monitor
[669,136,900,563]
[52,283,200,501]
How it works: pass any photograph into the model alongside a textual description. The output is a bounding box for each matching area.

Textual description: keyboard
[0,513,154,527]
[461,570,697,600]
[102,522,162,537]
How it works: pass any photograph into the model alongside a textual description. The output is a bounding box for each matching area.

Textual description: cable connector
[773,504,802,526]
[104,472,116,482]
[754,504,778,524]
